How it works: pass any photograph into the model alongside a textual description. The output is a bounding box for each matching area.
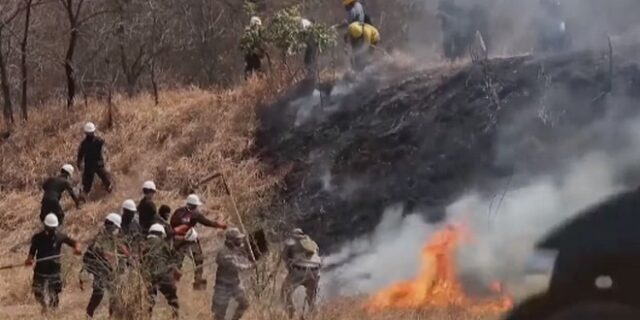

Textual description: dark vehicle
[506,189,640,320]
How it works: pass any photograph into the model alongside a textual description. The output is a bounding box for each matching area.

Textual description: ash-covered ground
[257,47,640,253]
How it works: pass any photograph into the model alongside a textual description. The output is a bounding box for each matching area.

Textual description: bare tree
[0,2,25,127]
[0,27,14,127]
[59,0,84,109]
[20,0,34,120]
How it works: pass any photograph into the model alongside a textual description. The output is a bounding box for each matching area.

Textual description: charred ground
[257,48,640,251]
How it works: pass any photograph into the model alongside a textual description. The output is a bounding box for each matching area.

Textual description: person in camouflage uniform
[142,223,180,318]
[84,213,129,318]
[212,228,253,320]
[240,16,267,79]
[281,228,321,318]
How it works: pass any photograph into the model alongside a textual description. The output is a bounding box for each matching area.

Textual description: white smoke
[320,204,436,298]
[320,107,640,300]
[451,151,624,298]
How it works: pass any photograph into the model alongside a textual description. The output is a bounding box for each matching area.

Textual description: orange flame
[365,225,513,314]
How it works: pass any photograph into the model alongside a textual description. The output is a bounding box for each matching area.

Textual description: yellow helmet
[348,22,364,39]
[343,0,356,6]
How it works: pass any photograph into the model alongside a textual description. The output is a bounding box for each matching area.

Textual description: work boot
[193,279,207,291]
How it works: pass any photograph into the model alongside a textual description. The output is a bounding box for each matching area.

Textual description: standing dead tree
[20,0,34,121]
[0,2,28,127]
[59,0,84,109]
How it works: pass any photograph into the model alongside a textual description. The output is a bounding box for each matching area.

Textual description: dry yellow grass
[0,72,503,319]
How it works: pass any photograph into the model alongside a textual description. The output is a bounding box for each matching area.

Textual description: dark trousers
[82,165,111,193]
[86,275,115,317]
[32,272,62,311]
[40,199,65,224]
[148,279,179,317]
[175,240,205,286]
[244,53,262,79]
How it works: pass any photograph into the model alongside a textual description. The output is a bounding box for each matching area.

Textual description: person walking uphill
[26,214,82,313]
[170,194,227,290]
[121,199,142,242]
[142,224,180,318]
[138,180,158,233]
[281,228,321,318]
[40,164,81,224]
[342,0,368,26]
[212,228,253,320]
[77,122,112,197]
[84,213,129,318]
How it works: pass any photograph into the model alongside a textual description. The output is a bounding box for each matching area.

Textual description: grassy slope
[0,77,501,319]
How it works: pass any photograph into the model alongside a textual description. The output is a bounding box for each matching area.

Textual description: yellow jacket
[348,22,380,46]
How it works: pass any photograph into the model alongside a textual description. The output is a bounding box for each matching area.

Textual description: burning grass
[366,225,512,316]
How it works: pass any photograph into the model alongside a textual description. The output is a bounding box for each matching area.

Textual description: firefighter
[142,223,180,318]
[342,0,367,26]
[77,122,112,196]
[84,213,129,318]
[26,214,81,313]
[137,180,158,234]
[240,16,267,79]
[212,228,253,320]
[346,22,380,72]
[40,164,81,224]
[157,205,175,244]
[300,18,319,77]
[170,194,227,290]
[281,228,321,318]
[121,199,142,241]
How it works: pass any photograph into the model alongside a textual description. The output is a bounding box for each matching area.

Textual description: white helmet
[142,180,157,191]
[43,214,59,228]
[61,164,75,176]
[149,223,166,237]
[185,228,199,242]
[301,18,312,30]
[122,199,137,212]
[250,16,262,27]
[186,194,202,206]
[84,122,96,133]
[105,213,122,229]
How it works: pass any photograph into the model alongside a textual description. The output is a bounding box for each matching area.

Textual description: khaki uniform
[281,236,321,318]
[212,245,252,320]
[142,236,179,317]
[83,230,129,318]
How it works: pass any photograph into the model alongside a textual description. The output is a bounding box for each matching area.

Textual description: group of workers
[241,0,380,77]
[26,122,323,319]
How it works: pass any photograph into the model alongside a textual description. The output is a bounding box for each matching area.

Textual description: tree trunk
[20,0,33,121]
[64,23,78,109]
[0,28,14,127]
[150,58,158,105]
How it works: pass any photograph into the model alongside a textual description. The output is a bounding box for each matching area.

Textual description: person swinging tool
[40,164,81,224]
[281,228,322,318]
[142,223,180,318]
[212,228,253,320]
[84,213,129,318]
[170,194,227,290]
[26,214,82,313]
[346,22,380,72]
